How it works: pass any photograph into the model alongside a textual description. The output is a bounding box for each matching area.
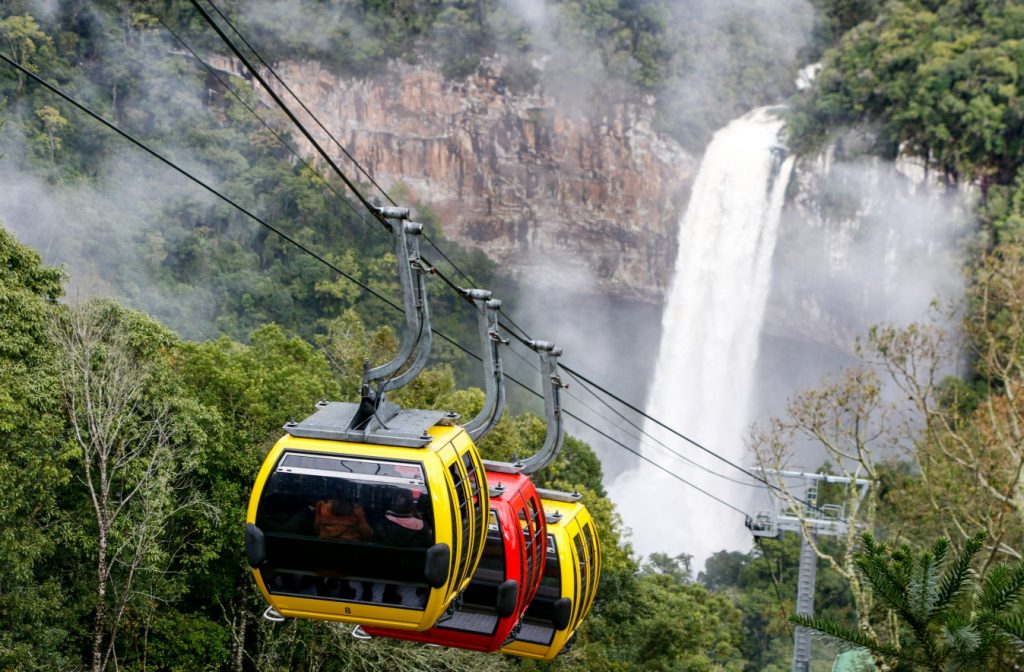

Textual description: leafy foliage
[0,224,72,670]
[790,0,1024,195]
[793,532,1024,671]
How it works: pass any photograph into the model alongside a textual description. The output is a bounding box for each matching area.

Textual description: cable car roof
[284,400,459,448]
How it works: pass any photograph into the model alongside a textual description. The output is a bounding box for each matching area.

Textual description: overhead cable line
[562,411,747,516]
[0,52,757,521]
[202,0,397,208]
[187,0,389,229]
[144,1,378,236]
[500,339,765,489]
[551,358,831,513]
[560,364,768,489]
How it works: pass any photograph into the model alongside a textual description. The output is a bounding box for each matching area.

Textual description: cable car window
[527,497,543,589]
[573,533,589,625]
[462,452,486,561]
[278,453,426,487]
[256,453,434,609]
[582,522,598,610]
[518,507,535,587]
[437,510,504,635]
[449,461,473,587]
[514,534,560,645]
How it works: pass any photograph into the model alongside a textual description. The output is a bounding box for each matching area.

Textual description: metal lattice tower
[745,470,871,672]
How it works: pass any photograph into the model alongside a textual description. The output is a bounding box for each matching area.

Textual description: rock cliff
[214,57,695,300]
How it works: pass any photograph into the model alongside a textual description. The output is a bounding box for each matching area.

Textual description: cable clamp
[410,259,435,274]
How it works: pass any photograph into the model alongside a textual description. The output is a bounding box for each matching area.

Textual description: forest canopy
[4,0,1024,670]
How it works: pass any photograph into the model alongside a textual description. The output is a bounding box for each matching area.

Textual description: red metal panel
[363,470,547,652]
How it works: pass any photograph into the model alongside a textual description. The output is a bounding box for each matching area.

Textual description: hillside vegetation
[3,0,1024,670]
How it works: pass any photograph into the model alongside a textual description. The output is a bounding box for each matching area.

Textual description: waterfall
[609,107,795,568]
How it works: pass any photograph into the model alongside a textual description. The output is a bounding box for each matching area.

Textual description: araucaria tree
[793,532,1024,671]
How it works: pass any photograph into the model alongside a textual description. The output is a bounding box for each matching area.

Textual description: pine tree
[792,532,1024,670]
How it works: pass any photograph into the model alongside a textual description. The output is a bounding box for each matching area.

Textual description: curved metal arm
[519,341,564,474]
[484,340,565,474]
[363,214,433,389]
[376,228,433,393]
[465,291,506,441]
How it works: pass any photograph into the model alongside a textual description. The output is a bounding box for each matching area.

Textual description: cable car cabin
[245,401,488,631]
[363,470,547,651]
[500,490,601,661]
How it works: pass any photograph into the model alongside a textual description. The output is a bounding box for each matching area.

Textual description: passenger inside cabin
[314,497,373,541]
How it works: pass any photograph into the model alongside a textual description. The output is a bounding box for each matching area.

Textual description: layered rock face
[221,58,695,300]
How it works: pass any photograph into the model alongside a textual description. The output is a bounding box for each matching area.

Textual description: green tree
[0,14,53,94]
[794,532,1024,671]
[0,224,70,670]
[51,300,213,672]
[33,104,67,161]
[791,0,1024,189]
[567,568,748,671]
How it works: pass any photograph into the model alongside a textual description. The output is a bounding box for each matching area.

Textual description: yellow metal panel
[246,425,481,630]
[500,496,602,661]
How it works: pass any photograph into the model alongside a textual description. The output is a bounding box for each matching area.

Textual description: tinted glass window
[528,497,543,589]
[438,510,504,635]
[449,461,473,587]
[582,522,598,615]
[462,451,486,563]
[573,533,588,626]
[518,508,534,585]
[256,452,433,609]
[514,534,560,645]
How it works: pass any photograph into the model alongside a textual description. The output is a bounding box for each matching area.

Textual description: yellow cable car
[245,408,488,630]
[500,490,602,661]
[244,208,491,630]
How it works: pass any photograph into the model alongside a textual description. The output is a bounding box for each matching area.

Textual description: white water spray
[610,107,795,569]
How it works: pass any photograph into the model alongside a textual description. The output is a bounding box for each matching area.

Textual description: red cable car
[363,469,547,650]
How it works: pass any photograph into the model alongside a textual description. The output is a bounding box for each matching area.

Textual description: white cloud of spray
[763,153,973,373]
[749,152,974,466]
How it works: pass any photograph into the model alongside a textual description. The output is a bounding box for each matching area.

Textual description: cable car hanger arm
[485,340,565,475]
[464,290,507,441]
[364,212,434,393]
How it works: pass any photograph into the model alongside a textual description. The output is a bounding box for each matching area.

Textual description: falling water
[609,107,795,569]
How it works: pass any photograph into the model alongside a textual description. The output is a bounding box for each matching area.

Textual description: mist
[0,155,225,339]
[753,152,974,450]
[0,1,262,340]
